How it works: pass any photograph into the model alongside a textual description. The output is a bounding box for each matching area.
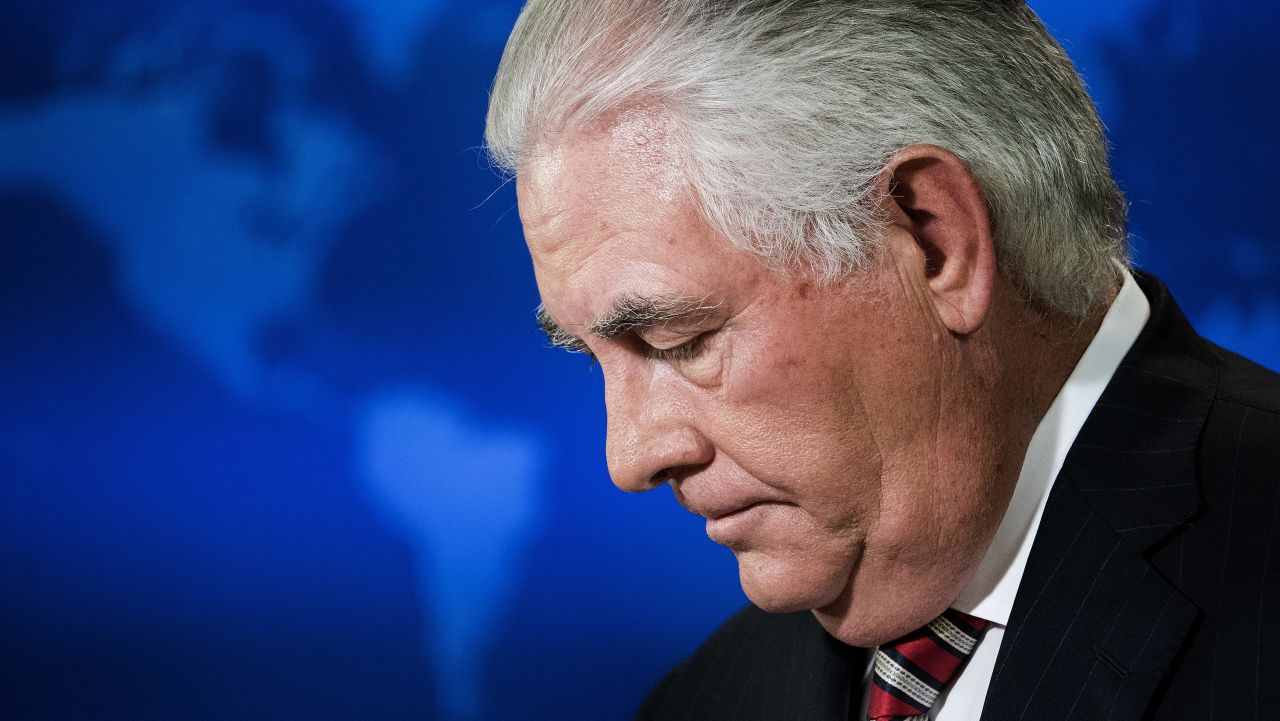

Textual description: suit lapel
[979,274,1217,721]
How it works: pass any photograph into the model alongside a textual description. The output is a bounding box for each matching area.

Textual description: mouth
[704,501,764,522]
[704,501,776,546]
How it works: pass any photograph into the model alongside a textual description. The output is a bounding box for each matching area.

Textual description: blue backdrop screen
[1,1,1276,719]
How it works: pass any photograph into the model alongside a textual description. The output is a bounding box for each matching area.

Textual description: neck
[926,278,1111,615]
[984,281,1111,472]
[812,274,1117,647]
[950,278,1111,580]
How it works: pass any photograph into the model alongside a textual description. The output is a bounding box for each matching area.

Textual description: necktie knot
[866,609,989,721]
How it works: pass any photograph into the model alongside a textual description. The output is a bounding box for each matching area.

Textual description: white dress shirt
[858,270,1151,719]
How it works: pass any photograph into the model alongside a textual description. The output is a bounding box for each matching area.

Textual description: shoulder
[1140,338,1280,717]
[635,605,864,721]
[1205,340,1280,415]
[1198,340,1280,485]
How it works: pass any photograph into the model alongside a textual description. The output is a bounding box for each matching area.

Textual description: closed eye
[646,332,710,362]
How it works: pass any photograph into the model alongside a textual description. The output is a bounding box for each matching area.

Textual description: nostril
[655,458,714,488]
[648,469,672,487]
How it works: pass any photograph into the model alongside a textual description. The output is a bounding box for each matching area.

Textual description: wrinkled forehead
[515,105,687,258]
[513,105,764,327]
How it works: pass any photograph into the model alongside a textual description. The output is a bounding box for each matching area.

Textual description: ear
[878,144,996,335]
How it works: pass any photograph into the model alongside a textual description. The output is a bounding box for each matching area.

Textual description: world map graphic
[0,1,1275,719]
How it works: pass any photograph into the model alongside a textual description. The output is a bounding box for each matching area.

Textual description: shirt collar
[950,269,1151,625]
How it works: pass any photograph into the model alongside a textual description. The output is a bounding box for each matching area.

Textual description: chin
[811,604,917,648]
[736,547,949,648]
[733,548,853,614]
[810,567,960,648]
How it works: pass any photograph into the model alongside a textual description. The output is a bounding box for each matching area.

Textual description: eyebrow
[536,305,590,354]
[536,295,723,353]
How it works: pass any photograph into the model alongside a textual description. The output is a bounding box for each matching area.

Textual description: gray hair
[485,0,1128,317]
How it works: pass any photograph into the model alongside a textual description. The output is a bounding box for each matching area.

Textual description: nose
[603,363,714,493]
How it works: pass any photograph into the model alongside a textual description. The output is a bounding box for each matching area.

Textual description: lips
[703,501,782,546]
[672,478,784,547]
[671,475,782,522]
[679,493,767,521]
[704,500,765,520]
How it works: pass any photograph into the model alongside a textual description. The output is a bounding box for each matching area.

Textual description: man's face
[518,109,1002,644]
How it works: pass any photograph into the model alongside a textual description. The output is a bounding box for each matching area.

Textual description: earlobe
[880,145,996,336]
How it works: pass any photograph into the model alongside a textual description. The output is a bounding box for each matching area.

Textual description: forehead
[516,107,759,323]
[517,106,684,252]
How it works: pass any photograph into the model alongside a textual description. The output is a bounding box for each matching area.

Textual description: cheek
[744,324,873,434]
[712,337,885,527]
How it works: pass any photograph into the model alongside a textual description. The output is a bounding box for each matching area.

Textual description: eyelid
[646,332,710,362]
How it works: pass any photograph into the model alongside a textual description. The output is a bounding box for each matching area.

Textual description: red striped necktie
[866,608,990,721]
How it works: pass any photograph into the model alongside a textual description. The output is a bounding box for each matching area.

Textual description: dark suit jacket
[637,273,1280,721]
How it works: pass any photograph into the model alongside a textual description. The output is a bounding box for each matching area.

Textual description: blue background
[1,1,1276,719]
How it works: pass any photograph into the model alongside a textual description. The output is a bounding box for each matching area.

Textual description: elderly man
[485,1,1279,719]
